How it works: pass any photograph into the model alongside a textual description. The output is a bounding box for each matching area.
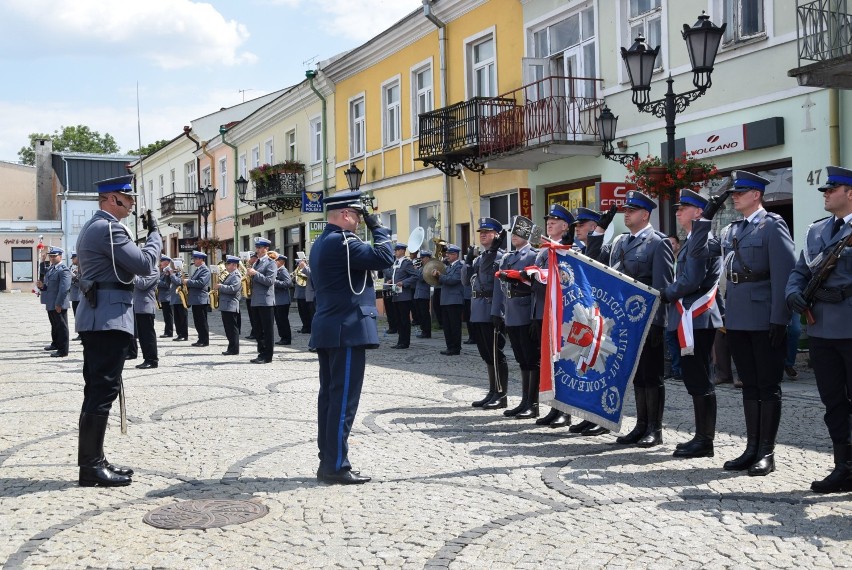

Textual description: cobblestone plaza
[1,294,850,568]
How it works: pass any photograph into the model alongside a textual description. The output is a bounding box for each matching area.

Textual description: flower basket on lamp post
[626,153,720,201]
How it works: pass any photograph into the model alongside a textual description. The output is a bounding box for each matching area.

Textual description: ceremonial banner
[539,245,659,431]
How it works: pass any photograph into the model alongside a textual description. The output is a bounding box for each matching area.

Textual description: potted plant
[626,153,720,200]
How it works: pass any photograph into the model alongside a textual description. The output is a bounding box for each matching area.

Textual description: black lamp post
[620,11,726,232]
[597,106,639,167]
[344,163,376,212]
[235,176,249,203]
[196,185,217,239]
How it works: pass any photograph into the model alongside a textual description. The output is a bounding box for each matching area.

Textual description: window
[417,203,440,244]
[169,169,176,194]
[627,0,661,69]
[468,34,496,97]
[201,167,211,188]
[487,193,519,230]
[531,6,597,97]
[722,0,765,44]
[264,139,274,165]
[251,146,260,168]
[286,129,296,162]
[185,161,196,193]
[158,174,164,200]
[382,211,397,240]
[219,158,228,199]
[148,180,153,212]
[383,79,401,146]
[239,154,247,179]
[12,247,33,282]
[266,229,275,248]
[309,118,322,164]
[242,235,250,252]
[411,63,433,136]
[350,95,366,158]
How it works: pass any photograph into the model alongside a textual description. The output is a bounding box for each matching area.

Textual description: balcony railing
[161,193,198,217]
[248,171,306,212]
[797,0,852,64]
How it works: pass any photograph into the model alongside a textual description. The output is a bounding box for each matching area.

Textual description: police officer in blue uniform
[215,255,243,356]
[498,216,540,419]
[38,247,71,357]
[389,243,419,348]
[185,251,210,347]
[132,265,160,369]
[157,256,174,338]
[248,238,277,363]
[587,191,674,439]
[572,207,601,254]
[464,217,508,409]
[74,175,161,487]
[294,257,314,333]
[787,165,852,493]
[414,251,433,338]
[660,189,725,455]
[436,245,464,355]
[273,253,293,345]
[310,190,393,484]
[721,171,795,476]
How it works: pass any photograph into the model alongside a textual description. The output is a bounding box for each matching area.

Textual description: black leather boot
[504,370,530,417]
[472,365,496,407]
[673,393,716,458]
[811,443,852,493]
[748,399,781,476]
[724,399,760,471]
[548,412,571,428]
[616,385,648,444]
[104,458,134,477]
[78,413,131,487]
[515,369,540,419]
[483,361,508,409]
[536,407,561,426]
[637,385,664,448]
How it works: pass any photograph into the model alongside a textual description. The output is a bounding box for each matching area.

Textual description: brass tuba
[240,252,253,298]
[423,237,448,287]
[173,259,189,309]
[210,261,227,309]
[294,260,308,288]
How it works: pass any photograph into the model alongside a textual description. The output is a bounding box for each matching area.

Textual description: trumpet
[240,252,253,298]
[173,260,189,309]
[210,262,225,309]
[294,259,309,288]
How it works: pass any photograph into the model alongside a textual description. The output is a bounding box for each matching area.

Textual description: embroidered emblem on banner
[625,294,649,323]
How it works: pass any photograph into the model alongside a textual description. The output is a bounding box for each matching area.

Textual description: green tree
[127,139,171,157]
[18,125,120,165]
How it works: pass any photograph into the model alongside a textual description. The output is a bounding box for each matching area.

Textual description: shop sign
[302,191,323,213]
[178,237,198,252]
[518,187,532,218]
[685,125,745,158]
[597,182,637,211]
[308,221,327,242]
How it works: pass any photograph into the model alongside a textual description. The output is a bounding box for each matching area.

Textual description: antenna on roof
[303,55,319,69]
[238,89,255,103]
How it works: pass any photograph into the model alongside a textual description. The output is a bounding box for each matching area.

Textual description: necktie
[832,218,844,237]
[627,235,636,245]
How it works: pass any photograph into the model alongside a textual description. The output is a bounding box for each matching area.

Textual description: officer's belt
[506,290,531,298]
[726,271,769,284]
[814,286,852,303]
[471,291,493,298]
[98,282,134,291]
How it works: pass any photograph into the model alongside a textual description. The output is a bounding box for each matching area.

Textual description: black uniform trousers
[275,304,292,343]
[727,329,783,402]
[808,336,852,444]
[630,328,666,389]
[463,299,472,337]
[679,328,716,396]
[134,313,157,362]
[393,299,412,346]
[48,309,69,354]
[254,305,275,360]
[222,311,241,354]
[80,330,133,415]
[172,303,189,339]
[441,303,463,352]
[415,298,431,336]
[470,321,507,368]
[316,346,366,475]
[246,298,258,337]
[432,288,443,329]
[297,299,313,333]
[383,291,398,332]
[507,324,539,371]
[191,304,209,344]
[72,301,79,315]
[160,300,174,336]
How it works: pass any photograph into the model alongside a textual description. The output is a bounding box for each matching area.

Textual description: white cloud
[314,0,424,41]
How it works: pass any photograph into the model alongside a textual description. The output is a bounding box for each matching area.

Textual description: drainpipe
[219,125,241,248]
[200,141,217,239]
[829,88,840,165]
[306,70,328,195]
[423,0,452,241]
[182,127,202,252]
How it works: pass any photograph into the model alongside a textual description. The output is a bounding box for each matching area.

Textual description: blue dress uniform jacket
[274,266,293,305]
[499,244,537,327]
[465,249,505,322]
[721,210,795,330]
[586,228,674,327]
[414,264,432,300]
[42,263,71,309]
[69,266,81,303]
[251,256,276,307]
[186,264,210,306]
[132,270,159,315]
[157,271,171,303]
[390,258,419,302]
[75,211,161,335]
[786,217,852,339]
[309,224,394,349]
[438,260,464,304]
[168,270,184,305]
[662,219,723,332]
[218,271,242,313]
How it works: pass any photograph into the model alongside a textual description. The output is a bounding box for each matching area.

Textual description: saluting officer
[74,175,161,487]
[132,265,160,369]
[721,171,795,477]
[586,191,674,439]
[249,238,276,364]
[660,190,725,456]
[310,191,393,484]
[572,207,601,254]
[273,253,293,345]
[389,243,419,349]
[464,217,508,409]
[168,260,189,341]
[39,247,71,357]
[414,251,433,338]
[437,245,464,355]
[498,216,540,420]
[786,165,852,493]
[215,255,243,356]
[185,251,210,347]
[157,256,174,338]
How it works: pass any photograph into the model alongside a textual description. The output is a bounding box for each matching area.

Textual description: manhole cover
[143,499,268,530]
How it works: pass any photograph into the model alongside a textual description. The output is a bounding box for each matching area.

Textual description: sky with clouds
[0,0,424,162]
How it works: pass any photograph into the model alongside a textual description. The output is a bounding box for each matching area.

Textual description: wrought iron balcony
[244,171,306,212]
[789,0,852,88]
[160,193,198,217]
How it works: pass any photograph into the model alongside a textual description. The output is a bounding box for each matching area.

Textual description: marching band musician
[168,259,189,342]
[131,264,160,369]
[497,216,540,420]
[381,264,399,337]
[185,251,211,347]
[414,251,433,339]
[38,246,71,358]
[786,165,852,493]
[659,189,725,455]
[216,255,243,356]
[248,238,276,364]
[74,175,161,487]
[157,256,174,338]
[273,253,293,346]
[389,243,419,349]
[586,192,674,440]
[294,257,314,334]
[437,245,463,355]
[310,190,393,484]
[245,252,259,340]
[721,171,795,476]
[464,217,508,409]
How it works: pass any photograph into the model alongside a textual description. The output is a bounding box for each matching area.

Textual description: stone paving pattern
[0,294,850,569]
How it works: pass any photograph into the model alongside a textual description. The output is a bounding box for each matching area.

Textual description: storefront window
[12,247,33,282]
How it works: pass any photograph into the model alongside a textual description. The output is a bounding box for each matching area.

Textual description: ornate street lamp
[235,176,249,202]
[344,163,363,191]
[196,185,216,239]
[596,106,638,167]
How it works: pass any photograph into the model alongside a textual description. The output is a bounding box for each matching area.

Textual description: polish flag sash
[675,285,718,356]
